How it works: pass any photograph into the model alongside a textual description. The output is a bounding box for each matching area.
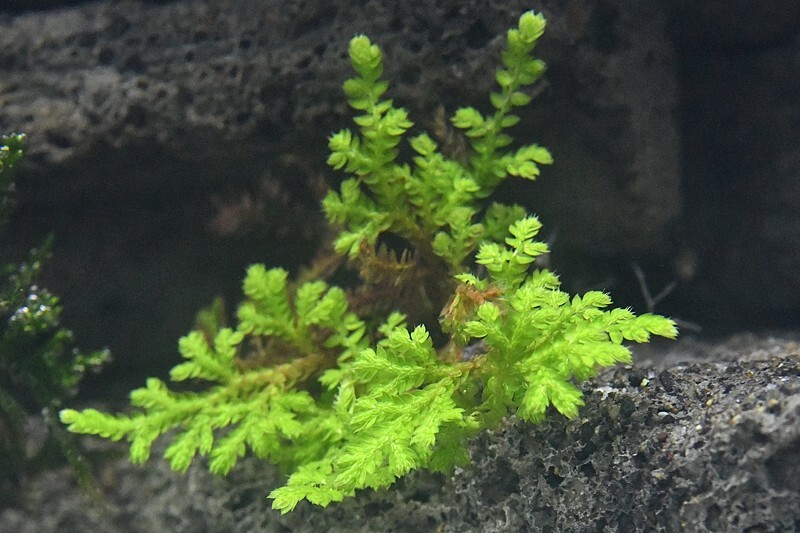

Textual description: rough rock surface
[0,0,680,251]
[1,333,798,532]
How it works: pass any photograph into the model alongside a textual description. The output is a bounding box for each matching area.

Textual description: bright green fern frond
[61,376,322,475]
[518,369,584,422]
[476,216,549,287]
[481,202,528,243]
[347,35,384,84]
[322,178,391,258]
[351,325,440,395]
[238,265,293,337]
[269,458,344,513]
[463,215,677,425]
[59,408,137,442]
[453,11,551,191]
[334,381,465,490]
[169,328,240,382]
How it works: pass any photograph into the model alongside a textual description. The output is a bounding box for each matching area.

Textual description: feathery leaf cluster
[60,11,677,513]
[62,264,370,476]
[323,13,551,274]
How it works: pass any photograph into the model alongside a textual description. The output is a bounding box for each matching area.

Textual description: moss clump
[61,12,676,513]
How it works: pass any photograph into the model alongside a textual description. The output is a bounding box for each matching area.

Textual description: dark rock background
[0,0,799,530]
[672,0,800,330]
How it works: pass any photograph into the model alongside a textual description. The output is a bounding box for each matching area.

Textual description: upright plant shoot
[61,11,677,513]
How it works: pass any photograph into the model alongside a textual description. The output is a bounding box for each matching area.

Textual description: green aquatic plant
[60,11,677,513]
[0,133,109,501]
[0,133,25,228]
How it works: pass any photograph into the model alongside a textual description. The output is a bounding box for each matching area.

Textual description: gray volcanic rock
[1,334,798,531]
[0,0,681,253]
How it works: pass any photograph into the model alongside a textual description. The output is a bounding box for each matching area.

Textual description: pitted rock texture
[454,346,800,531]
[0,0,681,257]
[1,334,798,532]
